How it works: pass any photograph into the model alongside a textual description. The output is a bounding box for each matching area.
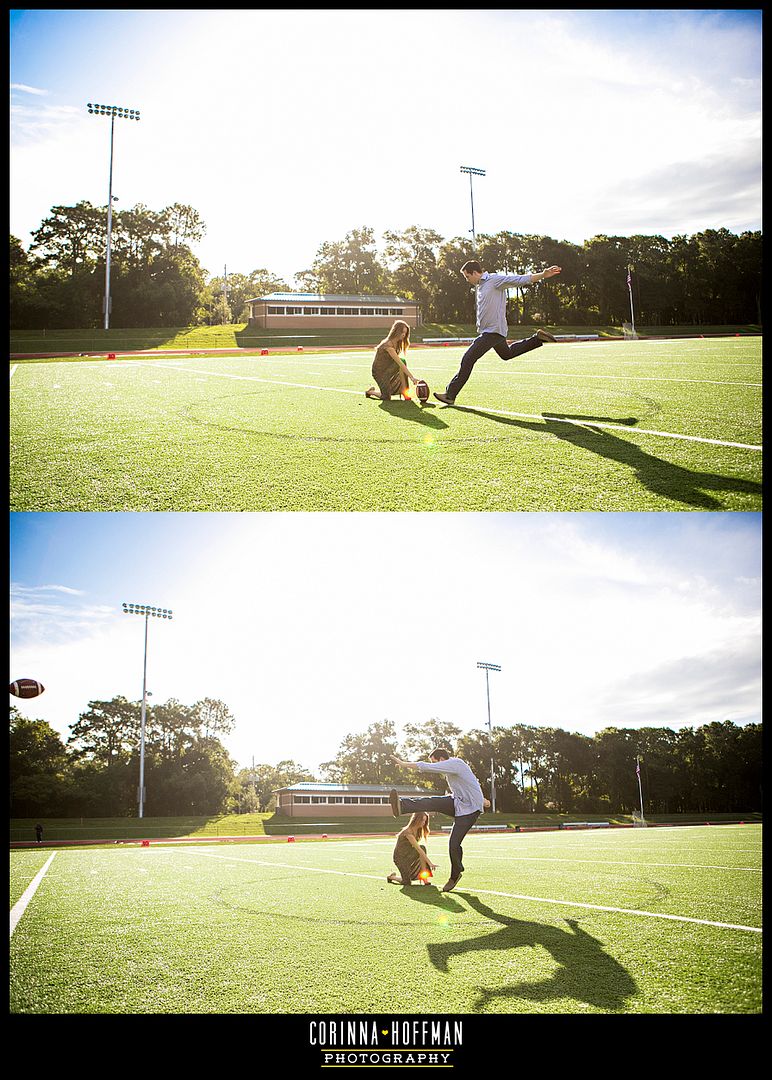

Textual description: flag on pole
[635,759,640,777]
[627,268,632,289]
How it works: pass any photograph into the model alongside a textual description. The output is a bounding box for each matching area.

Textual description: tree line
[318,717,762,816]
[10,702,761,818]
[10,202,762,329]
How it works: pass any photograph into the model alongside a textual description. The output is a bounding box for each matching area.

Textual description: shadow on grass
[404,890,637,1012]
[395,883,466,914]
[377,399,449,431]
[456,407,761,510]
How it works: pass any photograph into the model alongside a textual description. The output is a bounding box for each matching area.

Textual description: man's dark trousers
[446,332,543,401]
[398,794,480,880]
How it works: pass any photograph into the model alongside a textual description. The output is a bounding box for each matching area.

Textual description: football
[10,678,45,699]
[415,379,430,403]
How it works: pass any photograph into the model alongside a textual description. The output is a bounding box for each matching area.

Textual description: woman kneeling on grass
[365,320,419,401]
[387,811,437,885]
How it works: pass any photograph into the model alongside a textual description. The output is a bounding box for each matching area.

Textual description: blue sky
[9,9,762,284]
[10,512,762,774]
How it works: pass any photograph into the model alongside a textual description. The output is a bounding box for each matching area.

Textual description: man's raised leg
[498,328,557,361]
[390,791,455,818]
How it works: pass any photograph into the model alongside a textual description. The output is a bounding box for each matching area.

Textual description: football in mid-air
[10,678,45,699]
[415,380,430,403]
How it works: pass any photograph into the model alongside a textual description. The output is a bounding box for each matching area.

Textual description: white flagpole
[627,266,635,334]
[636,756,645,821]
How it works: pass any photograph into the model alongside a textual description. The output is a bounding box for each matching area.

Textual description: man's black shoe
[442,874,462,893]
[389,789,401,818]
[434,392,455,405]
[536,328,557,343]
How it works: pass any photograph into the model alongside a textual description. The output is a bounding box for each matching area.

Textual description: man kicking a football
[434,259,562,405]
[389,746,490,892]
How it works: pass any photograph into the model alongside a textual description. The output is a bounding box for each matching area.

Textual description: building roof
[247,293,417,305]
[274,782,433,794]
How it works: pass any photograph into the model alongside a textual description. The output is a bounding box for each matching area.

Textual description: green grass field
[10,336,761,511]
[10,824,761,1014]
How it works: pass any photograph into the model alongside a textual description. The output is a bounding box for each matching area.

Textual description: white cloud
[10,83,48,95]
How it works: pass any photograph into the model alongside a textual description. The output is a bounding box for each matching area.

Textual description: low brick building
[273,782,437,819]
[247,293,422,330]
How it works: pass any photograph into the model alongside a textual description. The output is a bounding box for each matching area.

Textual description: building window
[286,306,302,315]
[319,308,336,316]
[293,795,311,804]
[360,308,374,315]
[328,797,343,804]
[268,307,286,315]
[303,307,320,315]
[311,796,326,804]
[390,309,403,315]
[343,797,358,804]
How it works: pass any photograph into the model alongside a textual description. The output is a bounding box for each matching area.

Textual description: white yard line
[158,364,364,397]
[156,356,762,388]
[499,370,761,388]
[177,849,762,934]
[476,855,761,872]
[149,364,762,451]
[454,405,762,451]
[10,364,18,379]
[10,853,56,937]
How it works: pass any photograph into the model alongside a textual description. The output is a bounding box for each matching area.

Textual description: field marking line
[144,364,763,452]
[10,364,18,380]
[154,363,364,397]
[152,355,762,389]
[477,855,761,872]
[177,850,762,934]
[454,405,762,451]
[10,853,56,938]
[499,370,762,388]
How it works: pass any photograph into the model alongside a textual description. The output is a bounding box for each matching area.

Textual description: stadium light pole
[460,166,486,248]
[87,102,141,330]
[122,602,173,818]
[477,661,501,813]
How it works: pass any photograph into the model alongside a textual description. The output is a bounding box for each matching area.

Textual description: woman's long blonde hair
[404,811,430,841]
[379,319,411,357]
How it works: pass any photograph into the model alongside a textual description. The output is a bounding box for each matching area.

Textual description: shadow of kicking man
[427,892,637,1013]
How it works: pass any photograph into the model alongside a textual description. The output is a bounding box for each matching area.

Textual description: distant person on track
[434,260,562,405]
[387,811,437,885]
[35,823,43,843]
[365,319,420,401]
[390,747,490,892]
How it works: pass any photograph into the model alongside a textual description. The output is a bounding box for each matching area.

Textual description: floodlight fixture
[477,661,501,812]
[122,600,173,818]
[460,166,486,247]
[87,101,141,330]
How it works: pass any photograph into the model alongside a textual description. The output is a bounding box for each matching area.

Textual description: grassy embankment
[10,322,762,359]
[10,811,762,845]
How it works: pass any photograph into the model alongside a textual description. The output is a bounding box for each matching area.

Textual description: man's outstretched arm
[391,754,420,771]
[531,265,561,282]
